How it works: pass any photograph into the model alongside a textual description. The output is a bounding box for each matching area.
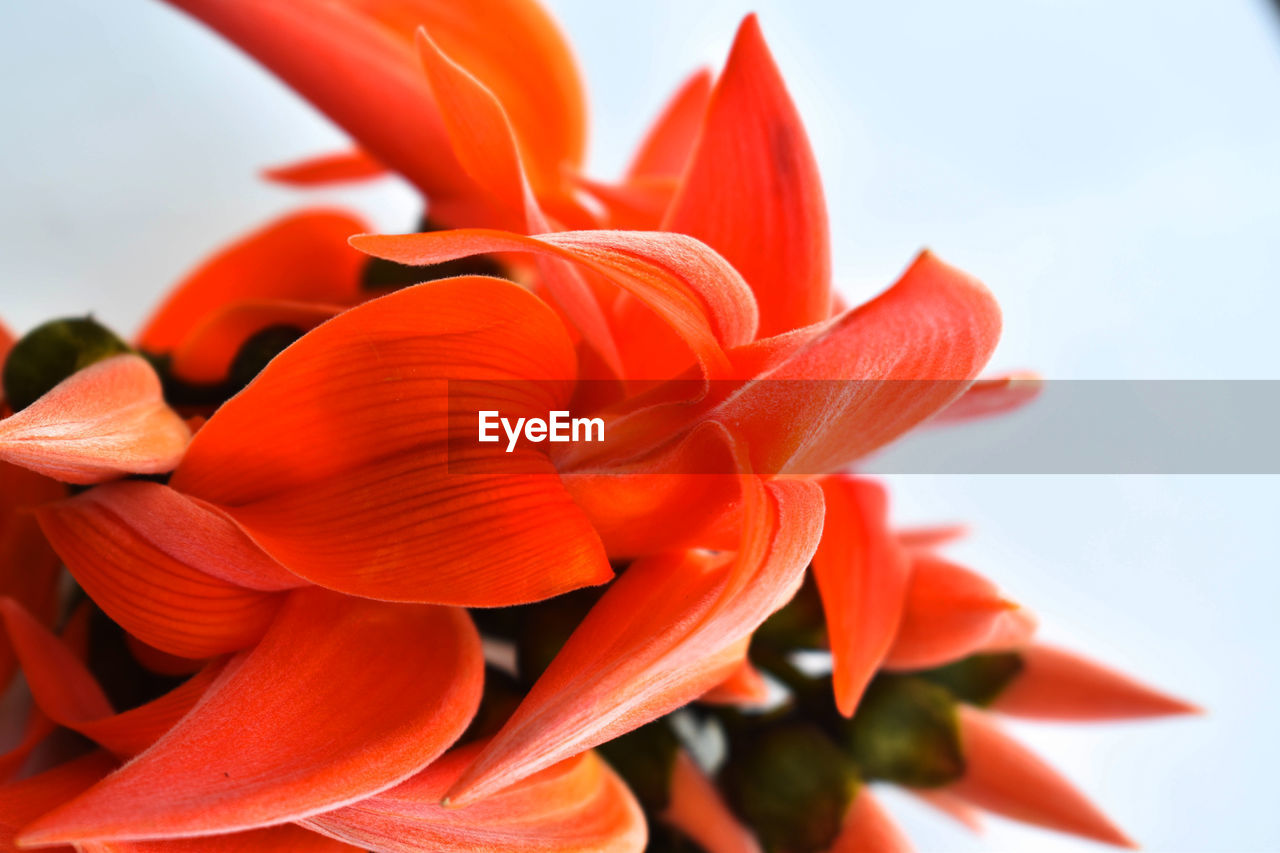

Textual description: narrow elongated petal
[304,742,645,853]
[448,475,824,804]
[264,148,387,186]
[137,210,367,353]
[35,484,287,659]
[353,228,758,379]
[0,752,117,850]
[828,788,913,853]
[931,372,1043,425]
[628,69,714,180]
[0,356,190,484]
[884,555,1027,671]
[665,750,762,853]
[906,788,983,832]
[19,589,483,844]
[169,300,342,385]
[948,706,1135,848]
[664,15,830,337]
[813,477,909,716]
[992,645,1199,720]
[79,824,361,852]
[0,462,63,689]
[896,525,967,551]
[170,277,609,606]
[699,659,771,708]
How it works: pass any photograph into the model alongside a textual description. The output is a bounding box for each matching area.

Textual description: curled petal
[353,228,758,380]
[36,483,290,659]
[628,69,715,181]
[138,210,368,353]
[948,706,1136,848]
[170,277,609,606]
[992,644,1199,720]
[263,148,387,186]
[169,300,342,385]
[884,554,1027,671]
[664,15,830,337]
[447,473,824,804]
[304,743,645,853]
[813,477,909,716]
[827,788,913,853]
[664,750,762,853]
[19,589,483,845]
[0,355,190,484]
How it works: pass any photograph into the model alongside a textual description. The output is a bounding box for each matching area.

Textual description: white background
[2,1,1279,849]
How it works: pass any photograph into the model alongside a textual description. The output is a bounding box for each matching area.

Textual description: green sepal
[917,652,1025,707]
[720,722,859,853]
[2,317,131,411]
[842,675,965,787]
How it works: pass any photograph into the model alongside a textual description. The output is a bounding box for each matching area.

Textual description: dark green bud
[842,675,965,787]
[3,317,132,412]
[721,722,859,853]
[917,652,1025,707]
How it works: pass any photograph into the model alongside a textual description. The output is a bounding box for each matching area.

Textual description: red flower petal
[170,277,610,606]
[0,356,190,485]
[352,228,758,380]
[992,644,1199,721]
[19,589,483,845]
[263,148,387,186]
[812,477,909,716]
[303,742,645,853]
[0,752,116,851]
[699,659,771,708]
[447,474,823,804]
[664,15,830,337]
[930,371,1043,425]
[827,788,912,853]
[168,300,342,385]
[137,210,368,353]
[77,824,361,852]
[883,554,1027,671]
[35,483,288,659]
[948,706,1135,848]
[664,750,762,853]
[0,462,63,689]
[628,70,715,181]
[895,525,968,551]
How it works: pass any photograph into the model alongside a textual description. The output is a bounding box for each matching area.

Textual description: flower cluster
[0,2,1194,851]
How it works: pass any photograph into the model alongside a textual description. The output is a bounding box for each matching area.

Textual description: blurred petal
[699,659,771,708]
[813,477,909,717]
[263,148,387,186]
[35,483,287,659]
[884,554,1027,671]
[19,589,483,844]
[896,525,967,551]
[304,742,645,853]
[828,788,913,853]
[628,69,714,181]
[992,644,1199,721]
[931,372,1042,425]
[169,300,342,385]
[0,355,190,484]
[137,210,368,353]
[906,788,983,832]
[948,706,1136,848]
[447,475,823,804]
[664,750,762,853]
[664,15,830,337]
[353,228,758,380]
[0,462,64,689]
[170,277,610,606]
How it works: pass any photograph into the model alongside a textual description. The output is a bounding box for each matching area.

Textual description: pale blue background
[2,1,1279,850]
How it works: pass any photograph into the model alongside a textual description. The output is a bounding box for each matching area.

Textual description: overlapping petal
[664,750,762,853]
[0,462,63,688]
[812,478,909,716]
[304,742,646,853]
[0,356,190,484]
[664,15,830,337]
[170,277,610,606]
[0,752,117,851]
[168,300,343,385]
[19,588,483,845]
[627,70,715,181]
[137,210,368,353]
[447,473,824,804]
